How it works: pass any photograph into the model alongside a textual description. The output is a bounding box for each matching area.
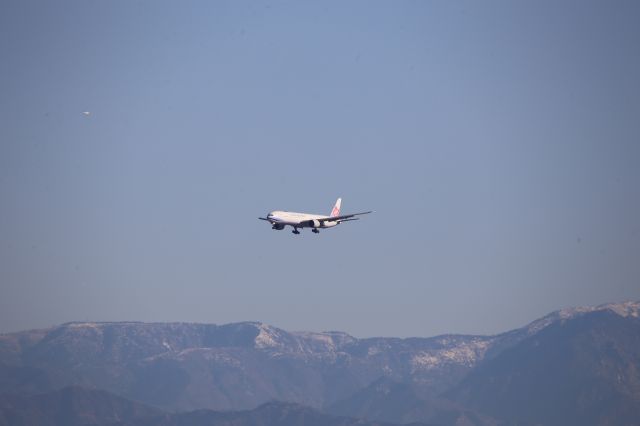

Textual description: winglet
[330,198,342,217]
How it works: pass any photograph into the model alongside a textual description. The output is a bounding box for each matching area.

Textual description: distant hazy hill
[0,301,639,425]
[0,387,427,426]
[109,400,430,426]
[326,376,498,426]
[0,386,160,426]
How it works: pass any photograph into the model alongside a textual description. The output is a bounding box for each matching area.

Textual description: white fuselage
[267,211,338,229]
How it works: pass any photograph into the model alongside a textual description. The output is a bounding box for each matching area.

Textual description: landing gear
[292,227,300,235]
[312,228,319,234]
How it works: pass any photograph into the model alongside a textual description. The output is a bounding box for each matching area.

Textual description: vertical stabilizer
[330,198,342,217]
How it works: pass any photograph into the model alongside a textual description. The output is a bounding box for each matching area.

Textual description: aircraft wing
[258,217,271,221]
[317,211,373,223]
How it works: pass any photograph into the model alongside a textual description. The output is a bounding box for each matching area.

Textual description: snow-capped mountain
[448,303,640,425]
[523,300,640,335]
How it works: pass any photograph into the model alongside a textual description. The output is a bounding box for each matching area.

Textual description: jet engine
[309,219,321,228]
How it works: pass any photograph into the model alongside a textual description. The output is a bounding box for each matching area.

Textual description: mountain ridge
[4,299,637,350]
[1,300,638,423]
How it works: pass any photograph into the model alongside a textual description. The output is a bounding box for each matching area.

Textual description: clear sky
[1,1,639,337]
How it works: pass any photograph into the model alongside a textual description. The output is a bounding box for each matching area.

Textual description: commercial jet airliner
[259,198,372,234]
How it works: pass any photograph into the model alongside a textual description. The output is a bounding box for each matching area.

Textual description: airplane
[259,198,372,234]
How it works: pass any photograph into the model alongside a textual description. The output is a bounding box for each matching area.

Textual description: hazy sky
[1,1,639,337]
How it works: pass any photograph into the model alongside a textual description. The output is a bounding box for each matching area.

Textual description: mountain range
[1,301,639,425]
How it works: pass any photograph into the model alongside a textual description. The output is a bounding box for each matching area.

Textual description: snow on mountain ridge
[254,323,287,349]
[145,347,243,365]
[525,301,640,335]
[290,331,357,354]
[411,338,494,371]
[594,300,640,317]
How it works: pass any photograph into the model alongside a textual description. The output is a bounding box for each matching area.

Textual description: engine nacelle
[308,219,321,228]
[302,219,322,228]
[304,219,337,229]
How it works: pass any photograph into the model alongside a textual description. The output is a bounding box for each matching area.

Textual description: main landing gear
[290,227,319,235]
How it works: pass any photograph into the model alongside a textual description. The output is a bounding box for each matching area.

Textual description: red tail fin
[330,198,342,217]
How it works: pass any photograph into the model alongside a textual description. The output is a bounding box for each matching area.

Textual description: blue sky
[1,1,639,337]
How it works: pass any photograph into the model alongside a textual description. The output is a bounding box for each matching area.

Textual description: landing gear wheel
[312,229,319,234]
[292,228,300,234]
